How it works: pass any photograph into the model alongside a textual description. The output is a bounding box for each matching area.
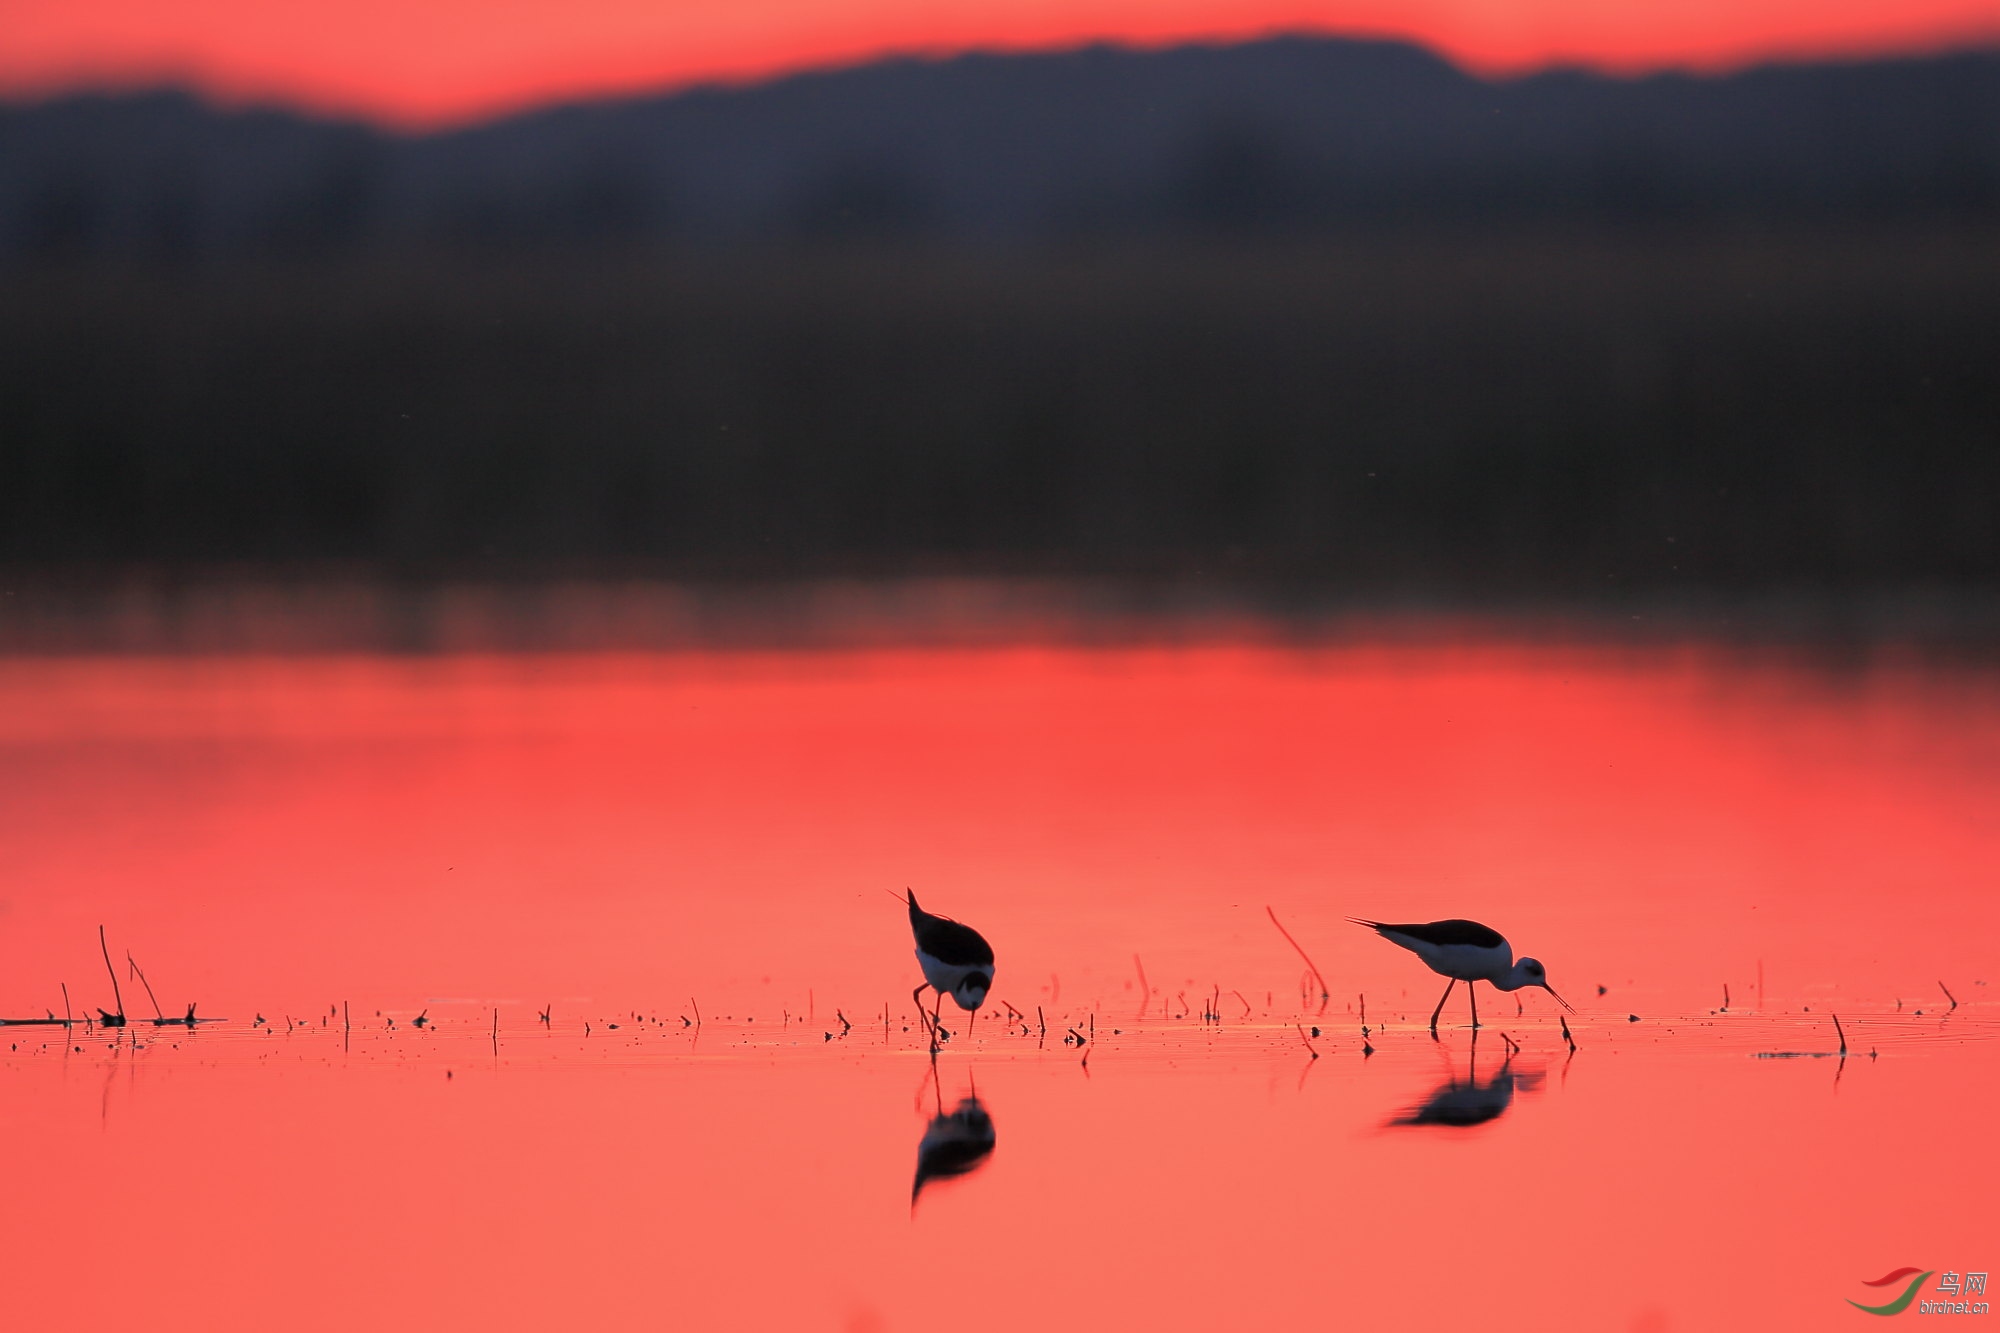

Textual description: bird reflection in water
[1389,1037,1546,1129]
[911,1073,997,1211]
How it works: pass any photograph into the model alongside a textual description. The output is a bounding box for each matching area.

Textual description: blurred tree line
[3,230,1994,593]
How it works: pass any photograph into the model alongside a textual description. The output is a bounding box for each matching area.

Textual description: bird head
[951,971,991,1011]
[1515,958,1574,1012]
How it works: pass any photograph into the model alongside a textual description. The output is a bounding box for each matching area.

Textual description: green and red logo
[1845,1267,1990,1316]
[1849,1268,1934,1316]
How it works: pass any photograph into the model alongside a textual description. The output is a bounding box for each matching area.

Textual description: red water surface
[0,642,1993,1017]
[4,0,1997,126]
[0,640,1995,1332]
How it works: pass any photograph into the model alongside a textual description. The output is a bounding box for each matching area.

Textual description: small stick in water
[1722,983,1730,1009]
[1294,1023,1319,1058]
[1939,981,1959,1010]
[1265,907,1330,1010]
[1560,1014,1577,1051]
[96,926,125,1023]
[1832,1013,1848,1055]
[1132,955,1150,1020]
[61,982,73,1028]
[126,953,166,1021]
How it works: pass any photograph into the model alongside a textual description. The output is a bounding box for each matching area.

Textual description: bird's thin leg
[1428,978,1456,1034]
[1469,982,1480,1030]
[932,992,946,1048]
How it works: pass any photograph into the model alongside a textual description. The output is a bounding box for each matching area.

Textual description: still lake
[2,631,1995,1331]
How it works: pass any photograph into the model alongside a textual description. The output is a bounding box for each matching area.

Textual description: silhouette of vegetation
[2,229,1995,597]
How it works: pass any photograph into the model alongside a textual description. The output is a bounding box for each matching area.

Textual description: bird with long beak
[908,889,994,1052]
[1350,917,1573,1034]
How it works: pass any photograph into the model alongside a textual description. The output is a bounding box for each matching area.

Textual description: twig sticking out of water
[1131,954,1150,1020]
[1722,983,1730,1010]
[126,953,165,1021]
[836,1009,853,1035]
[1294,1023,1319,1059]
[1832,1013,1848,1055]
[539,1005,551,1026]
[1036,1005,1046,1046]
[1560,1015,1577,1051]
[492,1008,499,1054]
[689,997,702,1028]
[96,926,125,1025]
[62,983,73,1028]
[1499,1032,1522,1055]
[1232,989,1253,1019]
[1939,981,1959,1010]
[1265,907,1330,1012]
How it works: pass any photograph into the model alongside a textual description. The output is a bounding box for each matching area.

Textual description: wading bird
[1350,917,1573,1034]
[908,889,993,1052]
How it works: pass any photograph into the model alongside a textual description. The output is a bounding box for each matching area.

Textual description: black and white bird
[908,888,994,1050]
[1350,917,1573,1033]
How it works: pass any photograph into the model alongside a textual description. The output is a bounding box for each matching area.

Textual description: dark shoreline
[3,574,1996,659]
[6,230,1998,593]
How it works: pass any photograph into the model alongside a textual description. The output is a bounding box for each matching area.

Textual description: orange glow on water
[1,641,1995,1331]
[1,643,1994,1014]
[2,0,1996,126]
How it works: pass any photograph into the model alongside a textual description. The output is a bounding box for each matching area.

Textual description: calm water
[2,638,1995,1331]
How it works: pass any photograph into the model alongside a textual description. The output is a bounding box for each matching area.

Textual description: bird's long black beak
[1545,983,1576,1014]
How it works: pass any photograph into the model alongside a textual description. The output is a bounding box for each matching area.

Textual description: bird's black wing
[910,890,995,966]
[1350,917,1505,949]
[913,913,994,967]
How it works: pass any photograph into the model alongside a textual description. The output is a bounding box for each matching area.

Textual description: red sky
[2,0,1997,128]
